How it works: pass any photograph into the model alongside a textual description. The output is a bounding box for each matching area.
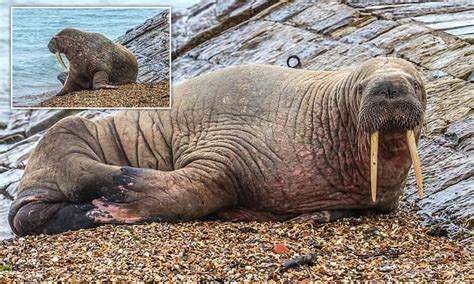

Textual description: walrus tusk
[370,131,379,202]
[55,52,68,70]
[406,130,424,198]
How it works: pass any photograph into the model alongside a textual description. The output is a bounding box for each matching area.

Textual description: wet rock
[26,110,80,137]
[305,44,384,71]
[0,169,23,200]
[0,134,42,169]
[172,0,281,58]
[290,3,358,34]
[0,194,13,240]
[413,9,474,43]
[0,110,31,144]
[369,24,430,52]
[341,20,398,44]
[117,11,170,83]
[444,113,474,152]
[468,71,474,83]
[357,2,474,20]
[397,33,473,80]
[423,76,472,134]
[427,226,449,237]
[189,21,321,66]
[264,2,314,22]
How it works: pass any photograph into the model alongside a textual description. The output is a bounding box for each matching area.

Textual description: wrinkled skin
[48,28,138,96]
[9,58,427,236]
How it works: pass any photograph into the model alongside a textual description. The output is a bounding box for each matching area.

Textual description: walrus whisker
[370,131,379,202]
[406,130,423,198]
[55,52,68,70]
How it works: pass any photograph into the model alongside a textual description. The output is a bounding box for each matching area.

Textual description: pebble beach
[35,82,170,108]
[0,208,472,281]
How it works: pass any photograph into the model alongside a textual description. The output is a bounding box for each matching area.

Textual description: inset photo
[11,6,171,109]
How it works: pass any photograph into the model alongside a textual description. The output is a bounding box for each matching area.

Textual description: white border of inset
[10,6,172,110]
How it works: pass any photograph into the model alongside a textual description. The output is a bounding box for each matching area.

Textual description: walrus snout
[48,37,60,53]
[357,72,425,203]
[358,74,424,134]
[48,37,68,70]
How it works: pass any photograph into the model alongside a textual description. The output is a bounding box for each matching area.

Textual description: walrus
[9,57,426,236]
[48,28,138,96]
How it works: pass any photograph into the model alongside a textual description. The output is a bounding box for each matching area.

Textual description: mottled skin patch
[9,58,426,236]
[48,28,138,96]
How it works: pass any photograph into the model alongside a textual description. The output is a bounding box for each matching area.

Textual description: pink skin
[88,199,142,224]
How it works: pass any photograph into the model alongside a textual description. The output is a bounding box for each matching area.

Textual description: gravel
[0,209,472,281]
[35,82,170,108]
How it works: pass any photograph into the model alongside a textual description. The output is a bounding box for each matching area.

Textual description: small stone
[272,243,289,254]
[51,256,59,262]
[379,265,393,272]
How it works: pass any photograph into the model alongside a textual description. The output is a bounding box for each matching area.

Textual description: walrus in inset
[48,28,138,96]
[9,57,426,236]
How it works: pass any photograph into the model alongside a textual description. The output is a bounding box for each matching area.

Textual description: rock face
[117,10,170,83]
[1,1,473,243]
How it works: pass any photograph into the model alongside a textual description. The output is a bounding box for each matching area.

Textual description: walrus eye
[369,129,423,202]
[413,80,421,94]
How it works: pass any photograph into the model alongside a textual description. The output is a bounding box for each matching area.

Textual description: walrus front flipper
[57,71,69,85]
[86,165,237,224]
[92,71,118,90]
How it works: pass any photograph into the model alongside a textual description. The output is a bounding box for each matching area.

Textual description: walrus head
[48,28,83,70]
[355,58,427,202]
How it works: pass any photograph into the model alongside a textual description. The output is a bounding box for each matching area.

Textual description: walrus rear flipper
[92,71,118,90]
[8,188,97,236]
[9,116,122,235]
[41,203,98,235]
